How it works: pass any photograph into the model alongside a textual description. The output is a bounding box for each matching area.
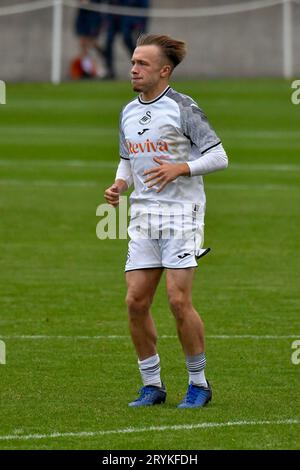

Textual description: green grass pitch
[0,79,299,450]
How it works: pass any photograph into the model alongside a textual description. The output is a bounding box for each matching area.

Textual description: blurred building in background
[0,0,299,82]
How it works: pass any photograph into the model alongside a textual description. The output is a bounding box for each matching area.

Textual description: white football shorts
[125,211,206,271]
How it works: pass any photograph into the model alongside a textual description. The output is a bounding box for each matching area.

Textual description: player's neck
[140,83,170,102]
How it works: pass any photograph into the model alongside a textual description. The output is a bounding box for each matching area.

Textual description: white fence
[0,0,299,83]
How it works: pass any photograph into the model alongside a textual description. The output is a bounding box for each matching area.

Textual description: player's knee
[126,294,150,315]
[168,292,190,320]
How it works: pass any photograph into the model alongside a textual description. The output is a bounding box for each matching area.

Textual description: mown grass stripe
[0,180,298,191]
[0,160,300,171]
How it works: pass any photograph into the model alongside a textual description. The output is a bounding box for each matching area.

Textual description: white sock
[186,353,208,387]
[138,354,162,388]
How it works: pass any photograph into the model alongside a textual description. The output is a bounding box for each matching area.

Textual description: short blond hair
[136,34,187,69]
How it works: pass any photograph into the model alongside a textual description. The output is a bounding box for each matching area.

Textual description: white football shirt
[119,86,221,217]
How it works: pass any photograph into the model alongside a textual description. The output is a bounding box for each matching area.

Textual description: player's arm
[143,102,228,193]
[105,108,133,206]
[186,143,228,176]
[144,143,228,193]
[104,158,133,207]
[184,102,229,175]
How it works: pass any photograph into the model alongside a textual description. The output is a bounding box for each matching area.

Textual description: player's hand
[104,184,120,207]
[143,157,190,193]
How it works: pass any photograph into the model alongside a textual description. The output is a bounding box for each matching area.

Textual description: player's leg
[126,268,166,406]
[125,268,163,361]
[166,268,212,408]
[166,268,204,356]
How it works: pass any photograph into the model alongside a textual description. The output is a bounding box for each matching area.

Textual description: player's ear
[161,64,172,78]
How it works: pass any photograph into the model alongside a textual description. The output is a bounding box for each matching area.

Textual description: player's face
[130,45,170,94]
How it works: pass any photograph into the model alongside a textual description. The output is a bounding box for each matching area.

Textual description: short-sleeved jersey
[119,86,221,216]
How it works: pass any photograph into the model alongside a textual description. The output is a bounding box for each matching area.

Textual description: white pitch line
[0,159,116,168]
[0,179,97,187]
[208,334,300,339]
[0,334,299,340]
[0,127,116,136]
[0,419,299,442]
[207,183,297,191]
[230,163,300,172]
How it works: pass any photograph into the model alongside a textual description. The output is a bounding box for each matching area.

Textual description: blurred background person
[71,0,105,79]
[103,0,150,79]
